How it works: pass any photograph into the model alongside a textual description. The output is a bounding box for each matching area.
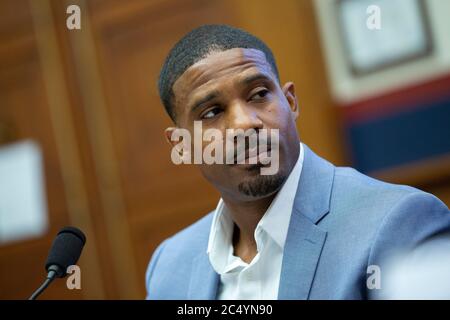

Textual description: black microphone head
[45,226,86,277]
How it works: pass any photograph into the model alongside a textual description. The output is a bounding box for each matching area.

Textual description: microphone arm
[29,271,57,300]
[29,265,64,300]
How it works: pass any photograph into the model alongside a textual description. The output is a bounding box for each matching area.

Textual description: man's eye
[250,89,269,101]
[201,107,222,119]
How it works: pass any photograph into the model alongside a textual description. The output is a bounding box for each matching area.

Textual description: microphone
[29,226,86,300]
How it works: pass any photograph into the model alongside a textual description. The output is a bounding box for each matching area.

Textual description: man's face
[167,48,300,202]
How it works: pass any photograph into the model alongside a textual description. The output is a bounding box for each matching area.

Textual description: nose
[227,101,263,132]
[225,102,265,163]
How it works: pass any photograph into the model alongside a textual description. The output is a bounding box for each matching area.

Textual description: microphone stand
[29,265,63,300]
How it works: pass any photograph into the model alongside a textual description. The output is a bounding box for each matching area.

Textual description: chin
[237,171,286,198]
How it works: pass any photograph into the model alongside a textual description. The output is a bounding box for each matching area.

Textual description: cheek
[262,100,291,128]
[199,163,224,181]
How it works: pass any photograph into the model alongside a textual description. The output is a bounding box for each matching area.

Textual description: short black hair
[158,24,280,122]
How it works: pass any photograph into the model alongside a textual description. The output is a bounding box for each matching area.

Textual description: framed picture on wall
[336,0,433,76]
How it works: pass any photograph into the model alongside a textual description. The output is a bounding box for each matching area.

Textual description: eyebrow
[239,73,272,86]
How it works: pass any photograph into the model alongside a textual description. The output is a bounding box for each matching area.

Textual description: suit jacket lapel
[278,212,327,299]
[278,144,334,299]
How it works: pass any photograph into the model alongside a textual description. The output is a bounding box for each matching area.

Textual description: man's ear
[165,126,191,163]
[282,82,299,120]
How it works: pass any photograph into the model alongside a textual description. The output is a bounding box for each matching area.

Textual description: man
[146,24,450,299]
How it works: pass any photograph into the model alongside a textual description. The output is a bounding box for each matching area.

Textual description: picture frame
[336,0,433,76]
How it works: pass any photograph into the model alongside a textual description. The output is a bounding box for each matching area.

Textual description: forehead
[172,48,275,109]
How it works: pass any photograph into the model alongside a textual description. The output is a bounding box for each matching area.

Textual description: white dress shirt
[207,143,305,299]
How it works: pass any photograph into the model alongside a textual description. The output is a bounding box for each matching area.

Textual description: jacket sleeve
[145,239,169,300]
[367,191,450,299]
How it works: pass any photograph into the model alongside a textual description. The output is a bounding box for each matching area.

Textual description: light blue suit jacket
[146,144,450,299]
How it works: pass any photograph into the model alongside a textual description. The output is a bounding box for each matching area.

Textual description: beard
[237,169,286,197]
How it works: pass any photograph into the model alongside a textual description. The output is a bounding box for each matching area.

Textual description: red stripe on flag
[342,73,450,123]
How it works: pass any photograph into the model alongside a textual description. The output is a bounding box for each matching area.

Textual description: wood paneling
[0,0,82,299]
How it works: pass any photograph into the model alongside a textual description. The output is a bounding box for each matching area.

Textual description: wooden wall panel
[0,1,80,299]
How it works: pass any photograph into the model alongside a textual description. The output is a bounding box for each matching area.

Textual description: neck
[222,193,276,257]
